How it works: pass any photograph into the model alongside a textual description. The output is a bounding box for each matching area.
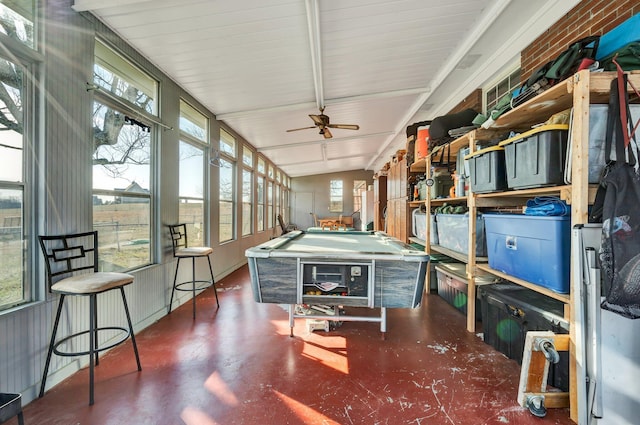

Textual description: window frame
[178,99,209,247]
[92,41,158,272]
[0,2,42,313]
[483,61,521,114]
[329,179,343,213]
[218,128,237,243]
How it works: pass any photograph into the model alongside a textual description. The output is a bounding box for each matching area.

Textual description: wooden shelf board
[429,245,488,263]
[476,264,570,303]
[408,237,426,247]
[409,158,427,172]
[474,185,598,205]
[408,200,426,207]
[430,196,467,206]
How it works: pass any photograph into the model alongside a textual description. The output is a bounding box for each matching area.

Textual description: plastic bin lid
[434,263,501,285]
[464,145,504,160]
[498,124,569,147]
[478,282,568,326]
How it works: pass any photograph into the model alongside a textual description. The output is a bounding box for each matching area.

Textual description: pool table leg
[380,307,387,340]
[289,304,295,337]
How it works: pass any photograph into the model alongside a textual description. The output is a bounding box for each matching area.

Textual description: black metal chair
[168,224,219,319]
[38,231,141,406]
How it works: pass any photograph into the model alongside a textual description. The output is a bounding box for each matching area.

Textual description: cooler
[499,124,569,189]
[484,214,571,293]
[478,282,569,391]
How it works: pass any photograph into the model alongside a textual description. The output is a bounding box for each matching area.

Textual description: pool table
[245,230,429,336]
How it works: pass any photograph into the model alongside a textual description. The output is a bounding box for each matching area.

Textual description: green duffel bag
[600,41,640,71]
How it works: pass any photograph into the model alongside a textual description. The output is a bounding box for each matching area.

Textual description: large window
[241,146,253,237]
[179,100,208,247]
[353,180,366,214]
[484,67,521,113]
[0,0,38,311]
[329,179,343,213]
[256,175,265,232]
[256,157,266,232]
[267,181,273,229]
[92,41,157,271]
[219,129,236,242]
[242,169,253,236]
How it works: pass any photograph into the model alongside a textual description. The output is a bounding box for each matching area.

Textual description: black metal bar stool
[38,231,142,406]
[168,224,219,319]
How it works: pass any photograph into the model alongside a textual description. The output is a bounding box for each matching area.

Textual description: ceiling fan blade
[309,114,325,126]
[322,127,333,139]
[286,126,316,132]
[328,124,360,130]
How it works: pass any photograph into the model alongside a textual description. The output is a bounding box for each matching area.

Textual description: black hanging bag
[597,58,640,318]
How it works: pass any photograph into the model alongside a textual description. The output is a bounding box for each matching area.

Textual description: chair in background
[38,231,142,406]
[310,212,319,227]
[277,214,297,235]
[168,224,219,319]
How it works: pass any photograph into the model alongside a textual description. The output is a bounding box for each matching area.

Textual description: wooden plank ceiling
[73,0,580,177]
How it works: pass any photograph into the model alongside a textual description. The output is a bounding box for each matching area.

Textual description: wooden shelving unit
[418,70,640,422]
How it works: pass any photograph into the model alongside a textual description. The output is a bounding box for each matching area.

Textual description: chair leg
[191,257,197,320]
[94,297,99,367]
[207,255,219,308]
[89,294,97,406]
[168,258,180,314]
[120,287,142,371]
[40,294,65,398]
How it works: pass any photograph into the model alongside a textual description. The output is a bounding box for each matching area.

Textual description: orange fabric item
[415,126,429,159]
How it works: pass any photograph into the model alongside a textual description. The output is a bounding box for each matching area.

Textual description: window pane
[179,100,207,142]
[220,128,235,157]
[92,102,151,192]
[0,1,35,49]
[267,181,273,228]
[92,101,152,271]
[257,157,265,174]
[353,180,366,213]
[179,202,204,247]
[219,158,234,242]
[94,40,157,114]
[242,169,252,236]
[0,53,26,311]
[0,187,24,309]
[0,57,23,182]
[93,196,150,271]
[179,141,204,198]
[329,179,343,212]
[179,141,204,247]
[257,176,264,232]
[242,146,253,167]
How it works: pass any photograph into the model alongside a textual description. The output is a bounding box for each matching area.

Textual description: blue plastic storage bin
[484,214,571,293]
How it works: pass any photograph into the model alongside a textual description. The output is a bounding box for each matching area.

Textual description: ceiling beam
[257,131,394,152]
[216,87,428,120]
[72,0,149,11]
[305,0,324,111]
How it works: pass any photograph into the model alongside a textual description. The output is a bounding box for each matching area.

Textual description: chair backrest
[38,231,99,292]
[277,214,288,234]
[169,224,188,255]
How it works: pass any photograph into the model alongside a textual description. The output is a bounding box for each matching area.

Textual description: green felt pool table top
[246,230,429,261]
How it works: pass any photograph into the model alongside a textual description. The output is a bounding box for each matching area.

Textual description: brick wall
[521,0,640,82]
[447,89,483,115]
